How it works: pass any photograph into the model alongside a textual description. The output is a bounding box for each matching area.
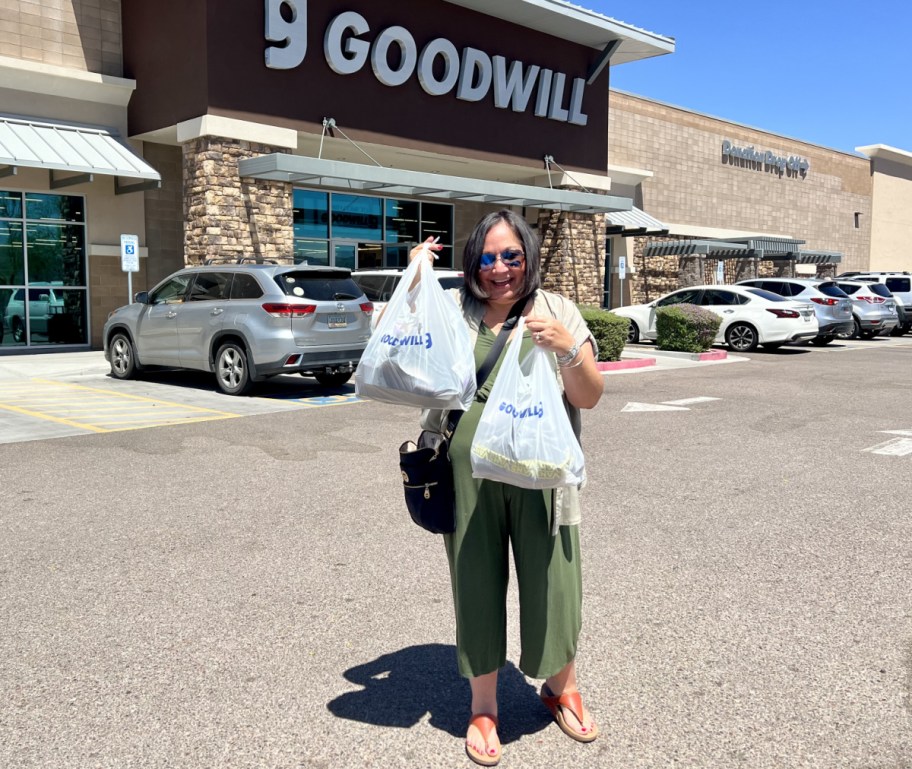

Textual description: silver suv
[833,279,899,339]
[736,278,853,345]
[838,272,911,336]
[103,262,373,395]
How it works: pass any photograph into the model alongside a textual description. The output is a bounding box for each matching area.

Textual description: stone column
[182,137,293,265]
[732,257,759,282]
[536,210,605,306]
[679,255,704,287]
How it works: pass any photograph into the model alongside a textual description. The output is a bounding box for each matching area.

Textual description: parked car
[3,283,66,343]
[841,272,912,335]
[351,268,464,328]
[735,277,853,345]
[832,279,899,339]
[103,262,374,395]
[613,284,818,352]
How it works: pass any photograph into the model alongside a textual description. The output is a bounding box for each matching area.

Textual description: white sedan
[613,284,819,352]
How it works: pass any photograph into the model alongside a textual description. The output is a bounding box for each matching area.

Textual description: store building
[0,0,674,351]
[1,1,909,353]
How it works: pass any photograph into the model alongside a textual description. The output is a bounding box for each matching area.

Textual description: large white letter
[265,0,307,70]
[456,47,492,102]
[548,72,569,122]
[418,38,460,96]
[324,11,370,75]
[371,26,418,87]
[567,77,588,126]
[492,55,540,112]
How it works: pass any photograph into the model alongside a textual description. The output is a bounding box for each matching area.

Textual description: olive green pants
[445,394,583,679]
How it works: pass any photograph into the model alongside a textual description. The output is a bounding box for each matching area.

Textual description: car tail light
[810,297,838,305]
[284,354,301,365]
[858,296,885,304]
[360,302,374,315]
[766,308,800,318]
[262,303,317,317]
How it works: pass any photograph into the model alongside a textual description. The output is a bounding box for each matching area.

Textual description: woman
[413,210,604,766]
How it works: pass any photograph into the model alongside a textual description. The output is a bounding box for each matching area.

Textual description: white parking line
[862,438,912,457]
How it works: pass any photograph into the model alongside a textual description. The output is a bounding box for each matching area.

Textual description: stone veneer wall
[182,138,293,265]
[537,210,605,305]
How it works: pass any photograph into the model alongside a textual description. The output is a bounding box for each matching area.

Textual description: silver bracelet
[558,353,584,369]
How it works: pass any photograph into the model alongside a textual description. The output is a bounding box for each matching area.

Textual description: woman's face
[477,220,526,307]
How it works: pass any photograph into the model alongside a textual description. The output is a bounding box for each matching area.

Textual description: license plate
[327,314,347,328]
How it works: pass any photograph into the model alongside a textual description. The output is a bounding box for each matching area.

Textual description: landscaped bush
[655,304,721,353]
[578,305,629,361]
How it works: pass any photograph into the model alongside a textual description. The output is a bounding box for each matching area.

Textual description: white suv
[838,272,911,336]
[351,268,464,328]
[3,283,66,343]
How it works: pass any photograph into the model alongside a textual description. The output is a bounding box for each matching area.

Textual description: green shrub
[578,305,629,361]
[655,304,721,353]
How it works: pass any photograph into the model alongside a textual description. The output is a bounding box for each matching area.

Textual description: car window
[438,276,464,290]
[29,288,55,302]
[187,272,231,301]
[868,283,892,298]
[701,289,741,306]
[352,275,391,302]
[753,281,785,295]
[657,289,702,306]
[744,288,789,302]
[276,271,364,301]
[781,282,805,297]
[150,274,191,304]
[837,283,861,295]
[817,282,849,298]
[886,277,911,292]
[230,273,263,299]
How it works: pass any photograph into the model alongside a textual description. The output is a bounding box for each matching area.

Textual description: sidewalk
[0,346,749,382]
[597,344,748,375]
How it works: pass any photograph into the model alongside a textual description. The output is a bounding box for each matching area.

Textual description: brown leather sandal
[540,683,599,743]
[465,713,501,766]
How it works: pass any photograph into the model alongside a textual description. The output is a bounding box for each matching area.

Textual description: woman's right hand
[409,236,443,264]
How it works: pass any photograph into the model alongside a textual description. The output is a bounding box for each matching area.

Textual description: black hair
[462,209,541,302]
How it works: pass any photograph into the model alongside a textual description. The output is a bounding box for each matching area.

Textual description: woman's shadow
[327,644,551,743]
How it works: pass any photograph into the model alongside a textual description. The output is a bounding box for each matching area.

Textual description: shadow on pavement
[327,644,551,742]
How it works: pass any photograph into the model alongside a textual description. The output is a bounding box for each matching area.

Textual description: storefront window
[331,194,382,241]
[293,189,328,239]
[0,190,87,348]
[292,190,453,270]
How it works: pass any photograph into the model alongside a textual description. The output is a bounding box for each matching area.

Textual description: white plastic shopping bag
[470,317,585,489]
[355,255,475,410]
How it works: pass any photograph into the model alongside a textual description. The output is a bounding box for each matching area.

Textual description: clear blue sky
[582,0,909,156]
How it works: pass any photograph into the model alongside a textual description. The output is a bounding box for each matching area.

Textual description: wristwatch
[556,344,580,366]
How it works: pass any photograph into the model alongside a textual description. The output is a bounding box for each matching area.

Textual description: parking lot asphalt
[2,336,912,768]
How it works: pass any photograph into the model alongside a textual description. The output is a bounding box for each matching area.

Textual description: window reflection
[25,193,85,223]
[26,223,86,285]
[0,222,25,285]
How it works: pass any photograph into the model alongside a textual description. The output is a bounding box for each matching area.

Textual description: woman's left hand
[525,316,576,358]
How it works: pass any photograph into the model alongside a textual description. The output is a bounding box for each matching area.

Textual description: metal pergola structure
[643,236,842,264]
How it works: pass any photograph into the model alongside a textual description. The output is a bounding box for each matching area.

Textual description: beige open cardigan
[419,288,598,533]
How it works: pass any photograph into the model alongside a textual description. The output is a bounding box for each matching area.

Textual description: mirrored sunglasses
[479,250,526,271]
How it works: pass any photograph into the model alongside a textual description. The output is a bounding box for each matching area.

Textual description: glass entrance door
[332,241,383,270]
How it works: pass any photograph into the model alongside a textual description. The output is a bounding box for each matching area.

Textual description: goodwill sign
[264,0,590,126]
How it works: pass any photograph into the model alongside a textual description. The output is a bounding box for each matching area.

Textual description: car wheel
[11,317,24,343]
[725,322,758,352]
[215,342,253,395]
[761,342,783,351]
[109,333,137,379]
[626,320,640,344]
[314,371,353,388]
[810,335,834,346]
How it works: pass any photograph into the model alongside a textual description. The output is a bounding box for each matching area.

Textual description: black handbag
[398,297,528,534]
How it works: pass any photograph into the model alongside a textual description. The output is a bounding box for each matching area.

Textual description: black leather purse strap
[446,295,530,435]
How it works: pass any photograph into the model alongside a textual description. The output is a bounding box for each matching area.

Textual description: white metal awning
[0,116,161,194]
[238,154,633,215]
[605,206,667,235]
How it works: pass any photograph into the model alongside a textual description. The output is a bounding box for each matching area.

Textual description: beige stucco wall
[608,90,873,273]
[0,0,122,75]
[868,158,912,271]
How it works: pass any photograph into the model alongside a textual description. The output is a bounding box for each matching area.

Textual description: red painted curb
[696,349,728,361]
[597,358,656,372]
